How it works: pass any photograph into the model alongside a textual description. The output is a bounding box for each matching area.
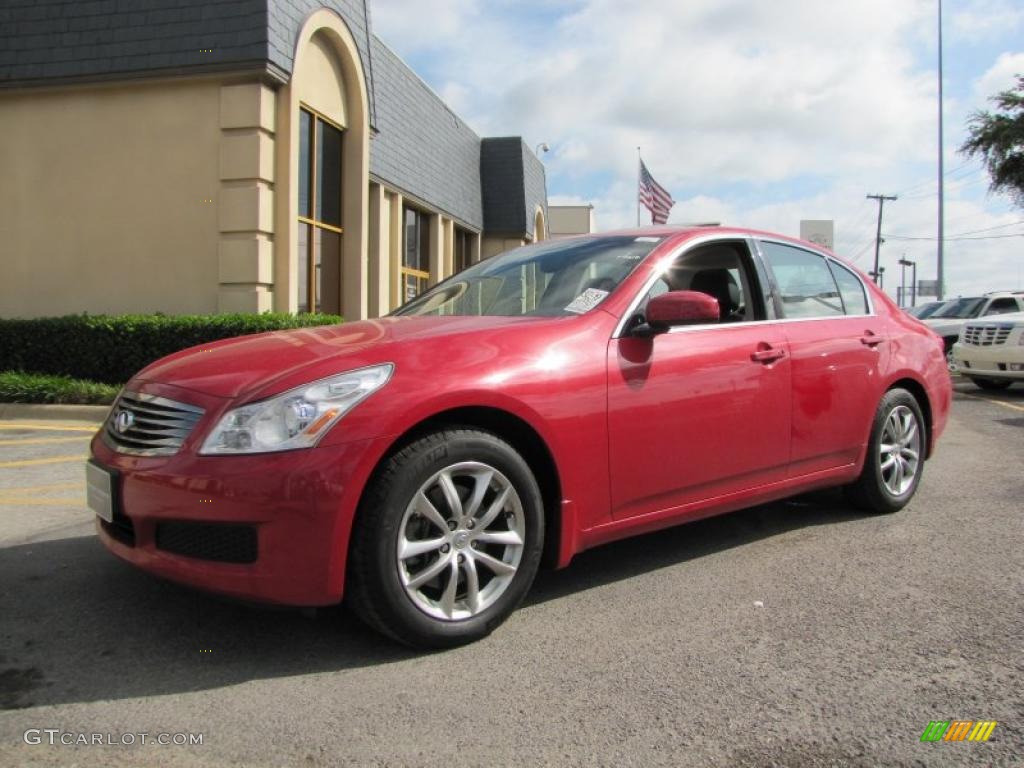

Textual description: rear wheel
[846,388,925,514]
[968,376,1013,391]
[346,429,544,648]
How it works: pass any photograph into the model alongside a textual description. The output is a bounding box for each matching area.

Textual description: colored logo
[920,721,997,742]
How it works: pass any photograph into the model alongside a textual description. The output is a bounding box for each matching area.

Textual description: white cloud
[952,0,1024,42]
[372,0,1023,297]
[972,51,1024,106]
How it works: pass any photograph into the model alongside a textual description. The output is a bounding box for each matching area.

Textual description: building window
[298,107,343,314]
[454,227,474,273]
[402,205,431,302]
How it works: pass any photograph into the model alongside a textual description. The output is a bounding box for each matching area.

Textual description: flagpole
[636,146,641,227]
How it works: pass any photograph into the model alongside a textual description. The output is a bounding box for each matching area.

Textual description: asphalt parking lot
[0,381,1022,767]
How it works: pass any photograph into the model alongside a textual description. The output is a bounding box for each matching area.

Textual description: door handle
[751,345,786,364]
[860,331,885,347]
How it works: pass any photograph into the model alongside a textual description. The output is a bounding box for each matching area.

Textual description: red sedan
[88,228,951,647]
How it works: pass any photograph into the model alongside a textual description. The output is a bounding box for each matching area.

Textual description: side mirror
[642,290,720,333]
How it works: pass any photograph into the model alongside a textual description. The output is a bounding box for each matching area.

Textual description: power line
[946,219,1024,237]
[884,233,1024,242]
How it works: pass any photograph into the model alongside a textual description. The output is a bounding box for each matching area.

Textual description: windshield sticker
[634,236,660,242]
[565,288,609,314]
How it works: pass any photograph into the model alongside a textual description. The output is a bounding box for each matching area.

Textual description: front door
[607,239,791,520]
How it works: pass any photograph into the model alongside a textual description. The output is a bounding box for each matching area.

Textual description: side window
[828,260,869,315]
[640,242,764,323]
[984,298,1019,315]
[760,242,843,319]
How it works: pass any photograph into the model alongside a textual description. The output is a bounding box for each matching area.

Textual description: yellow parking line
[7,482,82,493]
[0,423,99,433]
[0,455,86,469]
[0,436,93,446]
[0,497,84,506]
[957,392,1024,413]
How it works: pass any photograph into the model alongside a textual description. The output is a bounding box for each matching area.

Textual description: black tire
[943,338,958,372]
[969,377,1012,391]
[845,388,926,514]
[346,428,544,648]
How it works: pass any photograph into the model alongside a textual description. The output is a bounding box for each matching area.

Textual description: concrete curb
[0,402,111,423]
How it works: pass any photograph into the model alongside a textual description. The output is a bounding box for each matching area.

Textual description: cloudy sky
[373,0,1024,301]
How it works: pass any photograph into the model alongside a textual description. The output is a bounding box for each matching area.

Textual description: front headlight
[199,364,394,455]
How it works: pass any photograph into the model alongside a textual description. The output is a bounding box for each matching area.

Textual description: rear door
[757,239,888,477]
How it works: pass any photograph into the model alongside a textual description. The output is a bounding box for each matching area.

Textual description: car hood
[924,317,967,335]
[964,310,1024,323]
[134,315,558,400]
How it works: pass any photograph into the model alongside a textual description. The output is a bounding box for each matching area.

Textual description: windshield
[931,298,984,319]
[394,235,664,317]
[909,302,947,319]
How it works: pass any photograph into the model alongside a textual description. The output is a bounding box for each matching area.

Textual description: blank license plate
[86,462,114,523]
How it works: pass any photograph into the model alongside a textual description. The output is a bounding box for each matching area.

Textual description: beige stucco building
[548,205,596,239]
[0,1,548,320]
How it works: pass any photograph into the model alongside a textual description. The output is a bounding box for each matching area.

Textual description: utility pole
[867,193,898,284]
[937,0,945,300]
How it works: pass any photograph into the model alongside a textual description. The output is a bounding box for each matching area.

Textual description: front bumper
[91,427,392,607]
[953,342,1024,381]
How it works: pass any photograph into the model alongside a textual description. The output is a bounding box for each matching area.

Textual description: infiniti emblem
[115,409,135,434]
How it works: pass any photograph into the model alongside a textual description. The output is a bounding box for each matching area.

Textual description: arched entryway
[274,9,370,320]
[533,206,547,242]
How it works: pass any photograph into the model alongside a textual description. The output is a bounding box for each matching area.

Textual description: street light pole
[937,0,945,300]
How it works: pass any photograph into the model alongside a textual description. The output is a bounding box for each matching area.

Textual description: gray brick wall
[368,39,482,230]
[0,1,269,84]
[521,140,548,239]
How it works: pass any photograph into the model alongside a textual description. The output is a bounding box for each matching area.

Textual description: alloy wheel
[878,404,921,496]
[396,461,525,621]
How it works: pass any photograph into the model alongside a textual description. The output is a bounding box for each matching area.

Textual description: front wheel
[846,389,926,514]
[969,376,1013,391]
[346,429,544,648]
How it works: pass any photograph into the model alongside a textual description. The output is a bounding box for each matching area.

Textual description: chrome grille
[962,324,1013,346]
[103,392,204,456]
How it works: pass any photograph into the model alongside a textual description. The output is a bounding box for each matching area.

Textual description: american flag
[638,159,675,225]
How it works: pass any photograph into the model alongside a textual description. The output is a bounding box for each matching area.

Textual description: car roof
[594,226,848,260]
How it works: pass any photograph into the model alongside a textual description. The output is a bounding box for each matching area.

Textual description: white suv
[953,310,1024,390]
[925,292,1024,369]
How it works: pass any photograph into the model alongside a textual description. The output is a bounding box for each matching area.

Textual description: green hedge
[0,371,121,405]
[0,313,343,386]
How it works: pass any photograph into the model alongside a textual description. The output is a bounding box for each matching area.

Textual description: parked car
[88,228,951,648]
[925,292,1024,369]
[953,310,1024,390]
[906,300,948,320]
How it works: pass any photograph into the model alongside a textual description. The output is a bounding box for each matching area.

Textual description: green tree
[960,75,1024,208]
